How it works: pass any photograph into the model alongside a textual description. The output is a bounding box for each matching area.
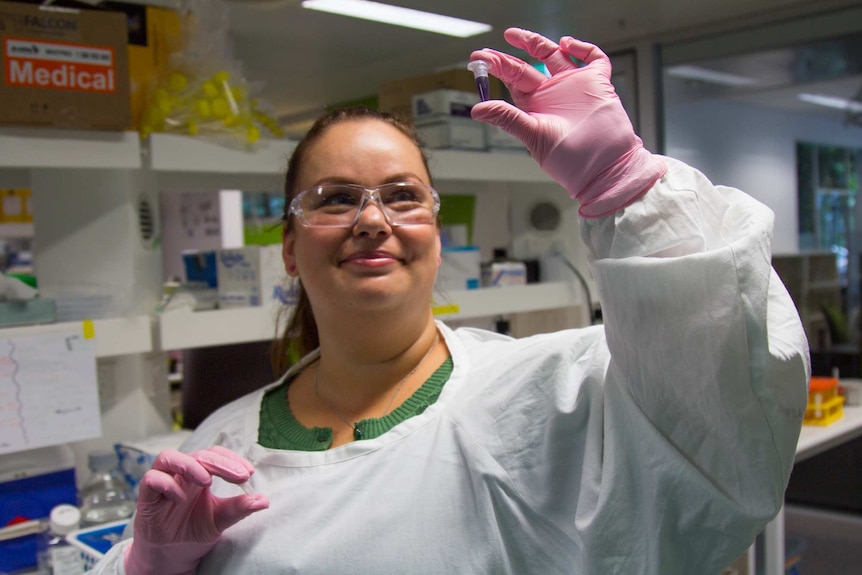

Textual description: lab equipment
[482,248,527,287]
[840,378,862,406]
[412,89,479,119]
[467,60,490,102]
[78,451,136,527]
[36,504,85,574]
[240,482,256,496]
[804,376,844,426]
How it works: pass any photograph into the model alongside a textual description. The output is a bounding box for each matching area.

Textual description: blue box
[182,250,218,288]
[0,468,77,573]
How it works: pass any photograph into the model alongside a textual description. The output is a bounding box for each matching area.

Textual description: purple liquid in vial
[476,76,490,102]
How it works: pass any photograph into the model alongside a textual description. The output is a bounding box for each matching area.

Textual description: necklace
[314,331,440,441]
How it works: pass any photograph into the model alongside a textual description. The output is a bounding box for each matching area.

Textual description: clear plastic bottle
[78,450,136,527]
[36,504,85,575]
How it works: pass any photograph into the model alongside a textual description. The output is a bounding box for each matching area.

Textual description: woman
[95,28,809,574]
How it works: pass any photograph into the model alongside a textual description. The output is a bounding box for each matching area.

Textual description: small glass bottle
[78,450,136,527]
[36,504,85,575]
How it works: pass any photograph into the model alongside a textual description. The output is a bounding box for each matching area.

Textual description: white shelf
[0,315,153,358]
[0,129,555,185]
[0,128,141,169]
[147,133,556,184]
[796,404,862,462]
[0,222,34,239]
[148,133,298,174]
[158,304,285,350]
[433,282,580,320]
[157,283,580,350]
[427,149,555,183]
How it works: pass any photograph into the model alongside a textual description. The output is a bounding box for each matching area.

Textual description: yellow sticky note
[82,320,95,340]
[432,304,460,316]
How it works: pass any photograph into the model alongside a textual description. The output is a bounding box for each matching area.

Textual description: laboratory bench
[755,405,862,575]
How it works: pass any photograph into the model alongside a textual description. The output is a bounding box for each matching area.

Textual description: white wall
[665,99,862,254]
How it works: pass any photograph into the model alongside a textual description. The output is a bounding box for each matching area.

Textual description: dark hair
[271,106,432,376]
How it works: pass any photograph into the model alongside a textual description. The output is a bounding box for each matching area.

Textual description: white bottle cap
[467,60,489,78]
[50,504,81,535]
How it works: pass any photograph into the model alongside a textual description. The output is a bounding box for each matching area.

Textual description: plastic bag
[139,0,283,147]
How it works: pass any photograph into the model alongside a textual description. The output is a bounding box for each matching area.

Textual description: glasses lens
[378,183,437,225]
[295,183,438,227]
[297,185,363,227]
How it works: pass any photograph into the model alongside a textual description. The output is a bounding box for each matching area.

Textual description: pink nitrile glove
[124,446,269,575]
[470,28,667,218]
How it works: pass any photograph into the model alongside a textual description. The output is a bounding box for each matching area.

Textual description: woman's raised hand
[470,28,666,217]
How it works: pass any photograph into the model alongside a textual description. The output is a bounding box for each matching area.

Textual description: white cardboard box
[415,116,486,150]
[216,244,289,308]
[436,246,481,292]
[412,88,479,120]
[486,124,527,151]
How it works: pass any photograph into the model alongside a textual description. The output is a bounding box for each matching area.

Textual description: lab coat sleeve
[577,156,810,567]
[86,537,130,574]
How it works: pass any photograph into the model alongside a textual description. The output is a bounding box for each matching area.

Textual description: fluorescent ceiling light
[666,65,759,87]
[301,0,491,38]
[798,93,862,113]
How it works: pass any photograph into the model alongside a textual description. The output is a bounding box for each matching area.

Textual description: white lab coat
[93,157,809,574]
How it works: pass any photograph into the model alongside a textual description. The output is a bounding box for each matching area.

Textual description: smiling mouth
[341,252,403,266]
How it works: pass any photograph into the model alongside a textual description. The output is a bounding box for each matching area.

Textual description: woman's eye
[384,186,422,204]
[317,190,359,208]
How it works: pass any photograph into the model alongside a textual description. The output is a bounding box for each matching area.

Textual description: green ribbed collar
[259,358,453,451]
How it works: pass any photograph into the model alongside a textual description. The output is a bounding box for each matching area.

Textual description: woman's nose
[352,198,392,236]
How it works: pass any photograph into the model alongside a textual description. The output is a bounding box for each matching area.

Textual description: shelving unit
[0,316,153,358]
[0,127,141,169]
[1,130,575,355]
[157,282,582,350]
[0,223,34,239]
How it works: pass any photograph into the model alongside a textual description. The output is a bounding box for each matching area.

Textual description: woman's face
[283,119,441,318]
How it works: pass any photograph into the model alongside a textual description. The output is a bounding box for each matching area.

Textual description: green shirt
[259,358,453,451]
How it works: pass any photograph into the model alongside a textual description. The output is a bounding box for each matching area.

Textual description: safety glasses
[288,181,440,228]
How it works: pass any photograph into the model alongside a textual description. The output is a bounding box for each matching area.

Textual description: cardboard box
[379,68,505,122]
[217,245,288,309]
[412,89,479,120]
[415,116,486,150]
[100,1,185,130]
[0,1,130,130]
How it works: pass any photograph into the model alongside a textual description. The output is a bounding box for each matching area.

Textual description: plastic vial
[36,504,85,575]
[467,60,490,102]
[78,450,136,527]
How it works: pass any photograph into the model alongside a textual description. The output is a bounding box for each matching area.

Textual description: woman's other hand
[124,446,269,575]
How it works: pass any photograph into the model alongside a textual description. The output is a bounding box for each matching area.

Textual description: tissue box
[216,245,287,308]
[436,246,481,292]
